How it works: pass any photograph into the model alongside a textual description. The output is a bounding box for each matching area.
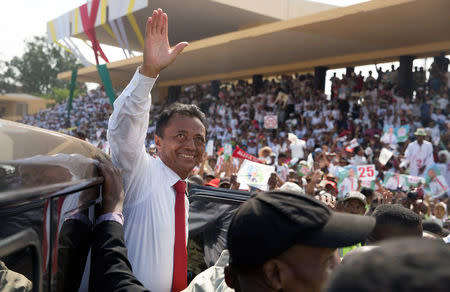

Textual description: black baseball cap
[227,190,375,269]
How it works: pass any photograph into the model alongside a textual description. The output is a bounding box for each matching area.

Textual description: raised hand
[315,193,337,210]
[139,8,189,77]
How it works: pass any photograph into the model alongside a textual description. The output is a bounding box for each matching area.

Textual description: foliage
[42,87,84,104]
[0,61,19,93]
[0,36,85,96]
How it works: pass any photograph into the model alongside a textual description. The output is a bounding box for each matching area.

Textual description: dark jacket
[91,221,149,292]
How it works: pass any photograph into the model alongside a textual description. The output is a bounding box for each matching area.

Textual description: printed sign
[337,166,359,197]
[424,164,449,197]
[396,125,410,143]
[360,179,375,190]
[347,139,359,149]
[264,115,278,129]
[237,160,275,191]
[337,165,377,197]
[224,142,233,160]
[383,172,425,192]
[297,163,310,177]
[357,165,376,181]
[380,125,410,144]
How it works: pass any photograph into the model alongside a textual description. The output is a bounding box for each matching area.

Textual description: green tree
[0,36,84,96]
[0,60,19,94]
[43,87,84,104]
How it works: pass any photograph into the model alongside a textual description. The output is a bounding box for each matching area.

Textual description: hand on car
[97,158,124,214]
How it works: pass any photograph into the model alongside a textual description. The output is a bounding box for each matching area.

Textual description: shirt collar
[156,157,186,187]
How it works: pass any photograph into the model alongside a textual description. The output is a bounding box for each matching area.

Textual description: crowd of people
[17,8,450,291]
[21,53,450,221]
[21,56,450,215]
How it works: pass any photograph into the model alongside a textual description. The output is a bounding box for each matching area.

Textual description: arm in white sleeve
[107,68,157,202]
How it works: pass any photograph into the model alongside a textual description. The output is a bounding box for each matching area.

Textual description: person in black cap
[326,238,450,292]
[223,190,375,292]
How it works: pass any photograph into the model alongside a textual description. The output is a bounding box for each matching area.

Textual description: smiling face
[155,114,206,179]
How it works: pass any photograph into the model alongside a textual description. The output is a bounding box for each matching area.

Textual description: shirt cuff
[65,212,92,229]
[96,212,124,226]
[129,67,158,98]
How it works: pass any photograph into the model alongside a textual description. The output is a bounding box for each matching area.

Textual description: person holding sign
[401,128,433,176]
[108,9,206,291]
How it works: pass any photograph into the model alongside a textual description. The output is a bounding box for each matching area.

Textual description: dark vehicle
[0,119,248,292]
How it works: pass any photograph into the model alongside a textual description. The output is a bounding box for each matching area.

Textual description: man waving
[107,9,207,291]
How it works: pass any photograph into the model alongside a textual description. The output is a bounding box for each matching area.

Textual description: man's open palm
[140,8,188,77]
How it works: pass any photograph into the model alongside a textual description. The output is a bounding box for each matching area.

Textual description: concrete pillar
[434,53,449,72]
[167,85,181,104]
[252,74,263,94]
[398,55,415,98]
[314,66,328,91]
[346,66,354,78]
[211,80,221,98]
[153,86,168,104]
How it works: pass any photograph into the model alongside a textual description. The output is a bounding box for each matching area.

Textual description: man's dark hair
[326,238,450,292]
[366,204,422,243]
[372,204,421,228]
[360,187,374,199]
[155,103,208,138]
[278,152,287,158]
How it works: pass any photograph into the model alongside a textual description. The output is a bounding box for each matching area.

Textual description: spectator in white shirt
[349,146,368,166]
[401,128,434,177]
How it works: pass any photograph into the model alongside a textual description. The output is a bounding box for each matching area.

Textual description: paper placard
[424,164,449,197]
[337,165,377,197]
[381,125,410,144]
[206,140,214,156]
[237,160,275,191]
[357,165,376,181]
[383,172,425,191]
[379,148,394,166]
[347,138,359,149]
[264,115,278,129]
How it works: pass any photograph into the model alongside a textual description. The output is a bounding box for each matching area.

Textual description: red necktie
[172,180,187,292]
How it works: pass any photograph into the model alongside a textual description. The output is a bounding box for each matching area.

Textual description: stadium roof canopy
[57,0,450,88]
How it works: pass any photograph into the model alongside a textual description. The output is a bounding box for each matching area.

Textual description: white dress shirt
[108,69,189,292]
